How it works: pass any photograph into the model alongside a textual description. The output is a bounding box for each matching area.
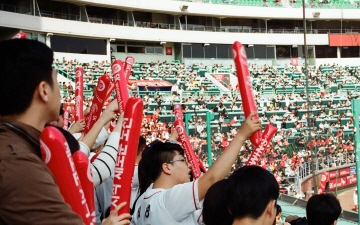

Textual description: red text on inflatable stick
[75,68,84,121]
[124,56,135,81]
[111,60,129,114]
[246,124,277,166]
[73,151,96,225]
[174,104,183,122]
[105,82,115,100]
[196,155,207,173]
[232,41,262,146]
[63,110,69,130]
[318,172,329,194]
[174,120,201,179]
[111,98,143,215]
[40,127,91,225]
[12,32,27,39]
[83,74,111,134]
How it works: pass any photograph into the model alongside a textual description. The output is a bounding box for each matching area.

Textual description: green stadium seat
[294,86,305,93]
[159,115,175,122]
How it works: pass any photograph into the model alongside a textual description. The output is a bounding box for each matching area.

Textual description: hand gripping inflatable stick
[111,60,129,114]
[174,120,201,179]
[73,151,96,225]
[75,68,84,121]
[232,41,262,146]
[40,127,91,225]
[111,98,143,215]
[246,124,277,166]
[83,74,111,134]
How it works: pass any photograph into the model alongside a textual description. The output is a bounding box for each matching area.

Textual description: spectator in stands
[354,188,358,212]
[0,39,129,225]
[131,112,261,224]
[306,193,342,225]
[203,166,279,225]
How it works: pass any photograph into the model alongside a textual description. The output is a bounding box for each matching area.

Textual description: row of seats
[184,0,357,8]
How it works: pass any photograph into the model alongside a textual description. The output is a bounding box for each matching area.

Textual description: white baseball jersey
[130,179,203,225]
[130,165,140,208]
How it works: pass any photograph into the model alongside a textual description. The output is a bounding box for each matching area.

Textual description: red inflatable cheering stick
[246,124,277,166]
[196,155,207,173]
[105,82,115,101]
[63,110,69,130]
[232,41,262,146]
[318,172,329,194]
[174,120,201,179]
[40,127,91,225]
[174,104,183,122]
[75,68,84,121]
[83,74,111,134]
[12,32,27,39]
[124,56,135,81]
[73,151,96,224]
[174,104,204,174]
[111,60,129,114]
[111,98,143,215]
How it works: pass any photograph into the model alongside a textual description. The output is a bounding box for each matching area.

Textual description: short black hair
[289,217,308,225]
[0,39,54,116]
[203,179,233,225]
[276,204,282,216]
[137,136,147,155]
[226,166,279,220]
[306,193,341,225]
[60,103,64,116]
[141,140,184,181]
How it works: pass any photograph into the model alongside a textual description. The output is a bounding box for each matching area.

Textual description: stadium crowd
[56,57,357,195]
[0,38,353,225]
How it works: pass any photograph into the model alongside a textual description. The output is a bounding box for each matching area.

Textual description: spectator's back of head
[227,166,279,222]
[203,166,279,225]
[306,193,341,225]
[0,39,54,116]
[203,179,233,225]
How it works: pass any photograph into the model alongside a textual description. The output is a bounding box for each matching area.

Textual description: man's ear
[38,81,50,103]
[265,199,277,219]
[161,163,172,175]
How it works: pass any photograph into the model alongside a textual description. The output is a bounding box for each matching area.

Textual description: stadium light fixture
[203,43,210,47]
[109,38,116,42]
[292,45,298,48]
[312,12,320,17]
[247,44,254,48]
[180,5,188,11]
[160,41,166,45]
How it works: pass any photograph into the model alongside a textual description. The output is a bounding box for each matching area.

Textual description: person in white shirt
[354,188,358,212]
[131,112,261,225]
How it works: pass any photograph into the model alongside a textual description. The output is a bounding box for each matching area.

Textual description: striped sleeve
[91,131,120,187]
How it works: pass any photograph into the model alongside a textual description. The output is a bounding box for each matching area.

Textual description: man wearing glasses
[131,112,261,225]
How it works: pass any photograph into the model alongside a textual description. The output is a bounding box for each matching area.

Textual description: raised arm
[197,111,261,200]
[81,100,118,151]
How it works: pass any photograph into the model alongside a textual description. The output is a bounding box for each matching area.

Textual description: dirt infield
[337,187,358,212]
